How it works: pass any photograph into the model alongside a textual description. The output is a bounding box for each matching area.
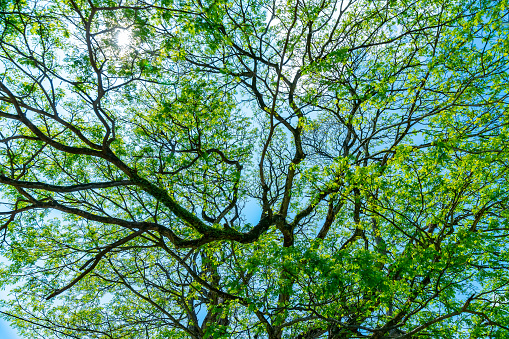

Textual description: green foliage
[0,0,508,338]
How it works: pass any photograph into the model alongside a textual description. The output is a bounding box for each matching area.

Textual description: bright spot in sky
[117,30,131,47]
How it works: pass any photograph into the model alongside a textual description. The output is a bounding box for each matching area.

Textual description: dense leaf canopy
[0,0,508,337]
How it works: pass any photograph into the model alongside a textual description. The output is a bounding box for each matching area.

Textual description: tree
[0,0,508,337]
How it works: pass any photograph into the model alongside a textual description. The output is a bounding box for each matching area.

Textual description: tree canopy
[0,0,508,337]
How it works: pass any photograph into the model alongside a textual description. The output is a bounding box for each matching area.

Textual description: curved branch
[0,175,133,193]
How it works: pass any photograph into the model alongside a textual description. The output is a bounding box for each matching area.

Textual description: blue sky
[0,318,22,339]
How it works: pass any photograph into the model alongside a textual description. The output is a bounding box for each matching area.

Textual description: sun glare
[116,29,131,47]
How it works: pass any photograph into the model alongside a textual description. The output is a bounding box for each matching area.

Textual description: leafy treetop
[0,0,508,338]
